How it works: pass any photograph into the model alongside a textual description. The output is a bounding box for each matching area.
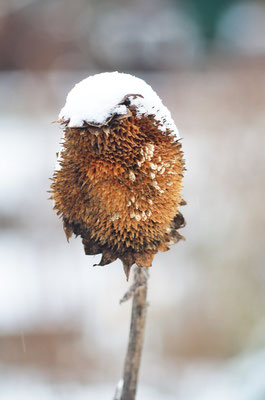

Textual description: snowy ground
[1,349,265,399]
[1,68,265,398]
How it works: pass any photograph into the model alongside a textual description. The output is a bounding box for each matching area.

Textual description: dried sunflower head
[50,72,185,279]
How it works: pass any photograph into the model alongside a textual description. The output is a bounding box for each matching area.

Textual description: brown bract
[50,105,185,279]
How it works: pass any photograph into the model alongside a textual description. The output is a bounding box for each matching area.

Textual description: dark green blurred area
[1,0,265,70]
[181,0,235,40]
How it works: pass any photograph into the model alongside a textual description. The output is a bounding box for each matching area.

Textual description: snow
[2,349,265,399]
[113,379,123,399]
[59,72,179,137]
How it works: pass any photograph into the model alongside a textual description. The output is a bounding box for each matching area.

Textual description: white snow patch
[59,72,179,138]
[113,379,124,399]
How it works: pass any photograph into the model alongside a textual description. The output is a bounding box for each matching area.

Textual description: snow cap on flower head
[59,71,179,139]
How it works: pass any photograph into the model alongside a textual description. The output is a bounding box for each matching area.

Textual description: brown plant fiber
[51,107,185,279]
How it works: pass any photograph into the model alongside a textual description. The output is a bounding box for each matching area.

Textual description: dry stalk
[115,266,149,400]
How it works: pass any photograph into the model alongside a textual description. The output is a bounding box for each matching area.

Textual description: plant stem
[120,267,148,400]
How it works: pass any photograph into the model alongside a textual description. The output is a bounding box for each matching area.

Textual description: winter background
[1,0,265,399]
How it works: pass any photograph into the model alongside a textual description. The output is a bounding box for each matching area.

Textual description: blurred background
[0,0,265,399]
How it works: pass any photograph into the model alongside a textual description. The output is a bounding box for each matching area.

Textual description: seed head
[50,72,185,280]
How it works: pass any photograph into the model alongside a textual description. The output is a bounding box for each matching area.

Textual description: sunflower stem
[118,266,149,400]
